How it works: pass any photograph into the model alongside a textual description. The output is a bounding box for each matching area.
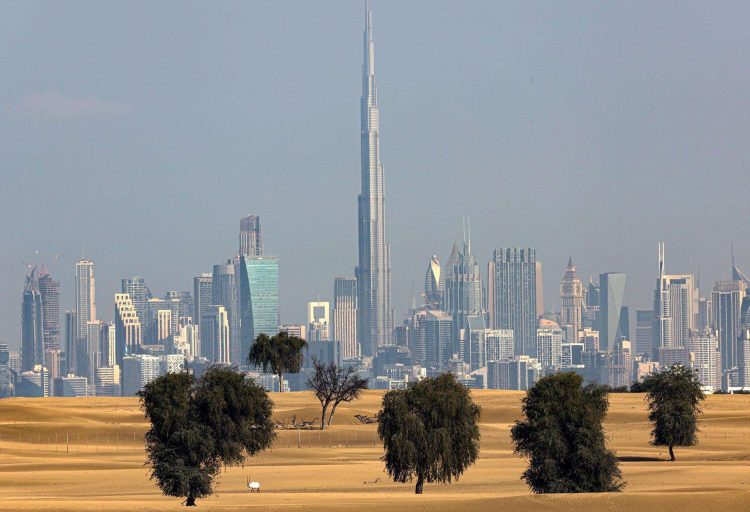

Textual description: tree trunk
[320,404,329,430]
[185,494,196,506]
[669,444,675,461]
[415,474,424,494]
[278,372,284,393]
[327,402,340,426]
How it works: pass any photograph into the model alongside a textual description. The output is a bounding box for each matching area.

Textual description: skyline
[2,1,750,350]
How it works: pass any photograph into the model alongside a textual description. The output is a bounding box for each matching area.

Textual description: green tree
[641,364,705,461]
[377,373,481,494]
[138,366,276,506]
[511,372,623,493]
[247,331,307,392]
[307,359,368,429]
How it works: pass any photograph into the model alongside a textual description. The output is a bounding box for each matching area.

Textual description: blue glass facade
[239,256,279,364]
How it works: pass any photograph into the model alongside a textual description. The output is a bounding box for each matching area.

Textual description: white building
[122,355,161,396]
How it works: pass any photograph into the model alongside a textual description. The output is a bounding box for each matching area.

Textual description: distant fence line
[0,423,747,455]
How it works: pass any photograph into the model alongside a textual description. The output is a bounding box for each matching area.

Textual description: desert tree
[138,366,276,506]
[307,358,368,429]
[641,364,705,461]
[511,372,623,493]
[377,373,481,494]
[247,331,307,392]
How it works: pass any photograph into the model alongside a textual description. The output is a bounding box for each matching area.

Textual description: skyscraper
[21,267,44,372]
[38,268,60,351]
[64,311,77,375]
[444,234,484,360]
[200,305,230,364]
[333,277,358,359]
[193,273,213,346]
[75,259,96,342]
[356,5,393,356]
[598,272,627,352]
[493,247,538,357]
[559,257,583,338]
[114,293,142,368]
[712,280,745,375]
[121,276,148,326]
[307,301,330,341]
[212,263,239,364]
[238,255,279,363]
[424,255,443,309]
[240,214,263,257]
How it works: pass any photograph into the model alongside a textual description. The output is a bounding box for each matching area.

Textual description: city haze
[2,0,750,349]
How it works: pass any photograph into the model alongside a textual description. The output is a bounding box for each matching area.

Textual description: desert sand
[0,390,748,511]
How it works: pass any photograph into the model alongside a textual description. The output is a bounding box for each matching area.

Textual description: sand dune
[0,391,748,511]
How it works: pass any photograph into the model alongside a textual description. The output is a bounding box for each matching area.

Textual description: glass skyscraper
[239,256,279,364]
[493,247,538,358]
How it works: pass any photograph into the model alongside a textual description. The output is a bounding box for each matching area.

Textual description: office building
[64,311,77,375]
[598,272,627,352]
[17,365,50,397]
[423,310,453,370]
[279,324,306,339]
[58,374,88,397]
[239,256,279,363]
[240,214,263,257]
[686,329,721,390]
[212,263,239,364]
[485,329,516,363]
[712,281,746,373]
[193,273,213,349]
[608,338,633,388]
[487,356,541,390]
[356,5,393,357]
[493,247,538,357]
[333,277,358,359]
[444,234,484,359]
[636,309,654,356]
[424,255,443,309]
[95,365,121,397]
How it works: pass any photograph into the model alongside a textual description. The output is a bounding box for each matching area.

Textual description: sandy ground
[0,390,748,511]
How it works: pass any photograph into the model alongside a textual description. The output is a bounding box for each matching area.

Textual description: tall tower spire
[356,2,393,355]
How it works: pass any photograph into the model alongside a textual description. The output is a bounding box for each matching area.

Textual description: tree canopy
[247,331,307,392]
[307,359,368,429]
[641,364,705,461]
[138,366,276,506]
[377,373,481,494]
[511,372,623,493]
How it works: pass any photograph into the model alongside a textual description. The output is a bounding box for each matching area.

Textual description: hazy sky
[2,1,750,350]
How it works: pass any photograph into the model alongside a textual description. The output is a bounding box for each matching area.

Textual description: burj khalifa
[356,3,393,356]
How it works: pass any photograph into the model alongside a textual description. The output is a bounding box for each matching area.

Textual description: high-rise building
[240,214,263,257]
[64,311,77,375]
[307,301,330,342]
[424,255,443,309]
[75,259,96,341]
[17,365,50,397]
[122,355,160,396]
[121,277,149,326]
[333,277,358,359]
[193,273,213,348]
[114,293,142,368]
[651,245,697,351]
[444,235,484,360]
[487,356,541,390]
[560,257,584,338]
[422,310,453,370]
[608,338,633,388]
[712,280,746,374]
[212,263,239,364]
[493,247,538,357]
[466,314,488,371]
[738,329,750,388]
[686,329,721,390]
[535,261,544,318]
[21,267,44,372]
[485,329,515,363]
[164,291,193,323]
[200,305,230,364]
[95,365,121,397]
[156,310,173,345]
[144,298,180,344]
[537,326,563,373]
[101,323,116,368]
[598,272,627,352]
[635,309,654,356]
[279,324,307,339]
[238,256,279,363]
[578,328,600,352]
[356,5,393,357]
[38,269,60,351]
